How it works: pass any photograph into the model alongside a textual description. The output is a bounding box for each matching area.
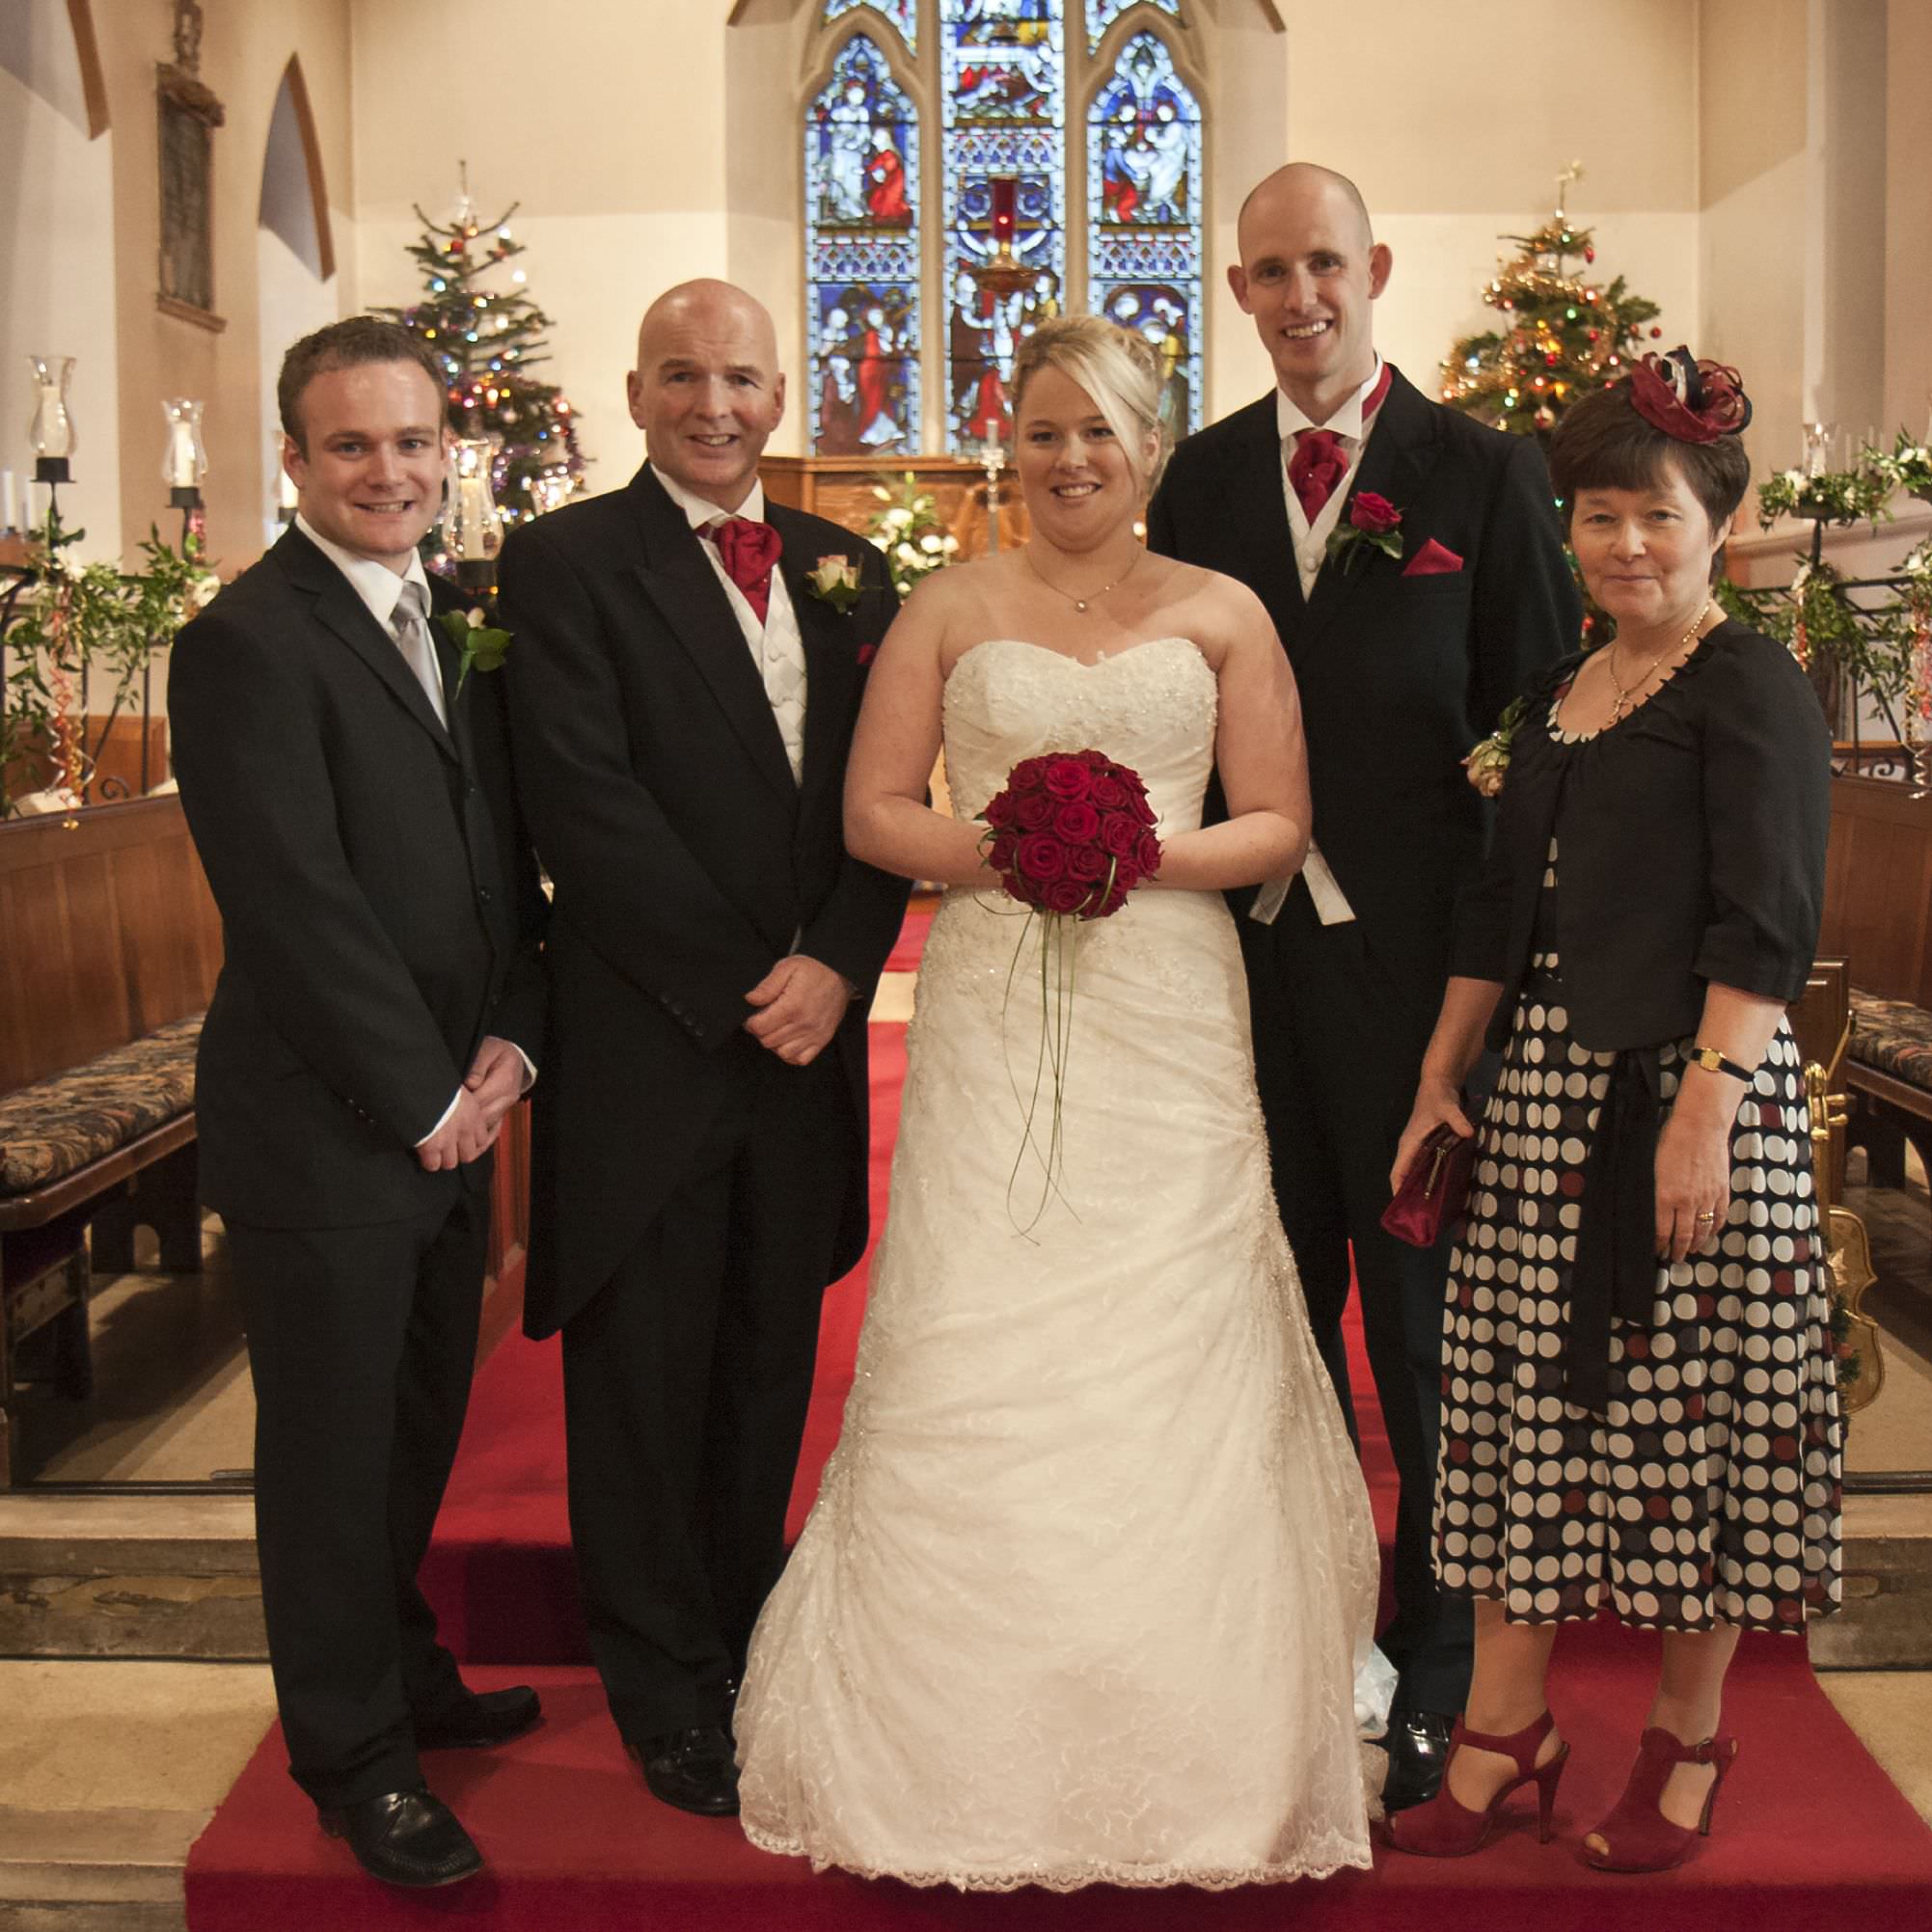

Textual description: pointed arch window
[1087,30,1202,439]
[804,32,922,453]
[802,3,1207,453]
[821,0,917,52]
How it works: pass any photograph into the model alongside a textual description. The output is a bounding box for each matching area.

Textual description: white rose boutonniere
[804,553,864,614]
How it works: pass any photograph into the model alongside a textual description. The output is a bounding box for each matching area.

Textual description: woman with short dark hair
[1382,353,1842,1871]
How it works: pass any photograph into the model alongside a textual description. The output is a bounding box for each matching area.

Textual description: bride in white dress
[735,315,1388,1891]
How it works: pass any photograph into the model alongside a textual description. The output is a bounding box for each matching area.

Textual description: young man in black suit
[1147,164,1579,1810]
[169,319,548,1888]
[497,281,907,1819]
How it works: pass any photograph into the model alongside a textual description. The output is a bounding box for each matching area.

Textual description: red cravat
[705,515,783,624]
[1287,363,1394,523]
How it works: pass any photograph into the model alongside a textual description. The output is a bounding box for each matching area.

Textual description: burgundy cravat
[1288,429,1348,522]
[1286,363,1395,522]
[705,515,783,624]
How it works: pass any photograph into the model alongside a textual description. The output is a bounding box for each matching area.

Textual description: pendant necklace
[1606,601,1713,723]
[1024,542,1141,614]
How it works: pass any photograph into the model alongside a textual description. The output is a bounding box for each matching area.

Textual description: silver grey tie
[391,579,449,728]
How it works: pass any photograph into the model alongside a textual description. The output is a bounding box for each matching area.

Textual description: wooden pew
[1820,776,1932,1192]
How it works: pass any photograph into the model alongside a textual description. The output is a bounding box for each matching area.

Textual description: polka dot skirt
[1433,856,1843,1634]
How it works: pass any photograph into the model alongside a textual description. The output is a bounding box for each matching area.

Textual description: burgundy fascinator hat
[1626,346,1753,444]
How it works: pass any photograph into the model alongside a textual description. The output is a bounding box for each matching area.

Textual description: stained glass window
[805,34,921,454]
[1087,30,1202,438]
[939,0,1066,453]
[822,0,917,52]
[1083,0,1180,54]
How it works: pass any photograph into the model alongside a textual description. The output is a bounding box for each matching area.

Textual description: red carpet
[187,942,1932,1928]
[884,904,934,975]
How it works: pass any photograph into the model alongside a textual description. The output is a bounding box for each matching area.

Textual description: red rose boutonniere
[1324,492,1405,574]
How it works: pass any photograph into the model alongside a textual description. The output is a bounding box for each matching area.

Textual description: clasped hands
[417,1035,529,1172]
[744,954,852,1067]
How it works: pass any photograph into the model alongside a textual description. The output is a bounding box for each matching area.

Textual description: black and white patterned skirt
[1431,951,1844,1634]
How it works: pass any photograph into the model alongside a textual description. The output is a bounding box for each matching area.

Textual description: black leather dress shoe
[317,1786,482,1888]
[1380,1709,1456,1813]
[629,1725,740,1816]
[414,1683,543,1751]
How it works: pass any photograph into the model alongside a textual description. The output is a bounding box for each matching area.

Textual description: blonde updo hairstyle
[1010,313,1170,496]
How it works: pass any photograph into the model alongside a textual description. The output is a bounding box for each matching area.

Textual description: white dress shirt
[1249,359,1389,931]
[651,466,808,784]
[292,514,534,1144]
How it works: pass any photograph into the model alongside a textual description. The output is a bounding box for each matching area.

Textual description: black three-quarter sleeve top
[1450,618,1833,1054]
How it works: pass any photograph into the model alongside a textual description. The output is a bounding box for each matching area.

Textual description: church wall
[0,4,123,564]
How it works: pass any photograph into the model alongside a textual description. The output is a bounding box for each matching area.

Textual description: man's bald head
[628,278,786,514]
[635,279,779,375]
[1229,161,1391,421]
[1237,164,1374,259]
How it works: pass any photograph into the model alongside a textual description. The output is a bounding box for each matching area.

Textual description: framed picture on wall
[155,4,226,331]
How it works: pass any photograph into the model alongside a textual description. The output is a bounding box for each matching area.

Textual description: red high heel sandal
[1582,1728,1738,1873]
[1381,1710,1568,1858]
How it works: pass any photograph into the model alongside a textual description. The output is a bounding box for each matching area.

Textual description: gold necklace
[1024,542,1141,614]
[1606,601,1713,722]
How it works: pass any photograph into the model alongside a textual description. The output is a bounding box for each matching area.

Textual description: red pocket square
[1403,538,1463,577]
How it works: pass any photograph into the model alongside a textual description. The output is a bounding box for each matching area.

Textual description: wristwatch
[1688,1046,1755,1082]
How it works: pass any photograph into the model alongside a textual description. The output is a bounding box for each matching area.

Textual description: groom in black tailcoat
[1147,164,1578,1808]
[497,280,906,1817]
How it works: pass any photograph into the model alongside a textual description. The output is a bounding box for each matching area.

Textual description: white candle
[36,381,69,455]
[1,470,16,532]
[166,420,200,487]
[453,474,491,558]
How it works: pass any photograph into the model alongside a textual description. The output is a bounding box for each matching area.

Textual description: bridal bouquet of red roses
[980,748,1162,918]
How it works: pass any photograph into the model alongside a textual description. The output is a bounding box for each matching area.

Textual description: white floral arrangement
[865,473,961,601]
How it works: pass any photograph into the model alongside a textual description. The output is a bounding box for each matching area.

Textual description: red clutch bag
[1380,1123,1478,1248]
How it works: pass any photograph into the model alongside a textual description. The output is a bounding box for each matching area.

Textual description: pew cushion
[1848,990,1932,1096]
[0,1017,201,1197]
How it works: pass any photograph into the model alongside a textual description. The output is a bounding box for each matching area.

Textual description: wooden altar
[760,454,1031,557]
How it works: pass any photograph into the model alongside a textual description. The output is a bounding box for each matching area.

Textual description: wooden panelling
[761,454,1032,554]
[0,798,221,1094]
[1821,776,1932,1006]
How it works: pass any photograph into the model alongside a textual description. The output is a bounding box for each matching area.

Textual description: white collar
[294,512,432,629]
[1275,355,1386,445]
[651,464,768,531]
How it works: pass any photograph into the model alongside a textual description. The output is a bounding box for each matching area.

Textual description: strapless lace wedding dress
[736,638,1388,1891]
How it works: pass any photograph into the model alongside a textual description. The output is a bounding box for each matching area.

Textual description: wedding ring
[1696,1209,1715,1224]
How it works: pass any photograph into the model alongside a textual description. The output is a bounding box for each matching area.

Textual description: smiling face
[284,360,448,572]
[628,282,785,514]
[1568,453,1725,635]
[1013,362,1153,551]
[1230,167,1391,421]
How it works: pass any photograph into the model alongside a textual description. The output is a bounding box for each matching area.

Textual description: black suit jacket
[1452,621,1832,1052]
[497,464,908,1338]
[168,526,547,1229]
[1146,366,1580,1004]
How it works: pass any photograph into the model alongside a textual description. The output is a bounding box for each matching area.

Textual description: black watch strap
[1688,1046,1755,1083]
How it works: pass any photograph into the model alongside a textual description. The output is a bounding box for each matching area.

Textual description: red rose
[1044,877,1091,914]
[1054,800,1101,843]
[1100,812,1139,857]
[1000,874,1032,905]
[988,830,1019,872]
[1016,791,1055,830]
[1349,491,1401,535]
[1135,829,1163,874]
[1010,755,1048,789]
[1089,775,1127,811]
[1044,757,1093,803]
[1079,748,1109,768]
[1113,861,1141,894]
[1066,843,1108,883]
[1128,788,1158,827]
[1015,832,1066,883]
[984,790,1017,830]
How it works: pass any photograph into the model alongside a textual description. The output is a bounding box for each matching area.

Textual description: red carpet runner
[187,926,1932,1929]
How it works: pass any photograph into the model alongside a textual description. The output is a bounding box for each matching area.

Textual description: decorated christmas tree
[376,168,586,540]
[1439,164,1663,442]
